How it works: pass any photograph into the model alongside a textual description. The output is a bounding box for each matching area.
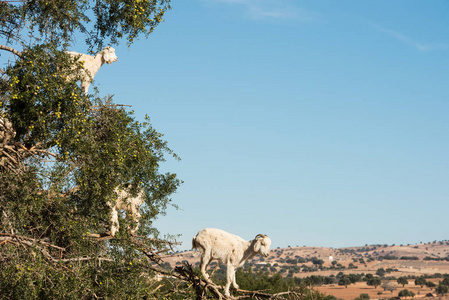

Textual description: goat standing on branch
[108,186,145,237]
[67,46,118,93]
[192,228,272,298]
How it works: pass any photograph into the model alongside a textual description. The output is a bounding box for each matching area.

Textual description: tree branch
[0,231,306,299]
[54,257,114,263]
[0,44,22,57]
[163,262,306,299]
[0,233,65,251]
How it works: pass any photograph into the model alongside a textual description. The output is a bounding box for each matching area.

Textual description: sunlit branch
[0,44,22,57]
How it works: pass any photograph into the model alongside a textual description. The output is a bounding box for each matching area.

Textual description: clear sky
[91,1,448,250]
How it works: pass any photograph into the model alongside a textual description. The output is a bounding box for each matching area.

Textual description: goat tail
[192,236,198,251]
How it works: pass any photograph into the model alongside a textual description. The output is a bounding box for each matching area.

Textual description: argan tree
[436,283,449,296]
[398,289,415,298]
[367,277,382,289]
[397,277,409,288]
[415,277,427,288]
[382,282,397,294]
[338,277,351,288]
[376,268,386,277]
[0,0,184,298]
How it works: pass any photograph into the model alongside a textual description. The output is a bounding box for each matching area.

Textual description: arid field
[164,241,449,300]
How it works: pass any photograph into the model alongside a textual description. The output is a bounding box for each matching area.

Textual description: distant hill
[161,240,449,300]
[164,240,449,278]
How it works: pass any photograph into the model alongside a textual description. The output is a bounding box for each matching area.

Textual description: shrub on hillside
[414,277,427,288]
[338,277,352,288]
[376,268,386,277]
[442,277,449,286]
[398,289,415,298]
[229,269,330,299]
[435,284,449,296]
[354,293,370,300]
[367,278,382,288]
[378,255,399,260]
[400,256,419,260]
[397,277,408,287]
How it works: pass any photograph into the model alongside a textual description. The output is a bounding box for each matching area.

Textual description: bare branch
[0,44,22,57]
[0,233,66,251]
[54,257,114,263]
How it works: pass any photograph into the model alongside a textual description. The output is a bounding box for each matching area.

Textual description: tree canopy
[397,277,409,288]
[0,0,170,51]
[338,277,351,288]
[0,0,186,298]
[415,277,427,288]
[366,277,382,289]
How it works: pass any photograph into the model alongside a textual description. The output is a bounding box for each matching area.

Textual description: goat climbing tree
[0,0,186,298]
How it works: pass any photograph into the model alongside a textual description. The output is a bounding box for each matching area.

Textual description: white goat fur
[108,187,144,237]
[192,228,271,297]
[67,46,118,93]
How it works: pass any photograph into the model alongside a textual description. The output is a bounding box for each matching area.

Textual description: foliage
[436,283,449,296]
[348,263,358,269]
[1,88,181,298]
[338,276,351,288]
[414,277,427,288]
[0,0,186,299]
[397,277,408,287]
[233,269,297,294]
[231,269,330,299]
[378,255,398,260]
[346,274,362,283]
[400,256,419,260]
[354,293,370,300]
[311,257,325,266]
[424,256,449,261]
[366,277,382,289]
[398,289,415,298]
[0,0,170,50]
[376,268,386,277]
[300,275,325,286]
[203,266,331,299]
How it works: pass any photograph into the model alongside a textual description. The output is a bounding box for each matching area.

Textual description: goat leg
[209,262,220,278]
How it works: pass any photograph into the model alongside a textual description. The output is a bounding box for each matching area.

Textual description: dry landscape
[163,241,449,300]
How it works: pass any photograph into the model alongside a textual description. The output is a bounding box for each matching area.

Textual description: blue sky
[91,1,448,249]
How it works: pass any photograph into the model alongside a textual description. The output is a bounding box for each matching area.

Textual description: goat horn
[255,234,266,239]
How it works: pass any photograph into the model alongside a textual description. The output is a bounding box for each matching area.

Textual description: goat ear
[254,240,261,252]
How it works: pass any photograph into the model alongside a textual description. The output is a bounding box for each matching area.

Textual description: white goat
[192,228,271,297]
[108,187,144,237]
[0,115,15,143]
[67,46,118,93]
